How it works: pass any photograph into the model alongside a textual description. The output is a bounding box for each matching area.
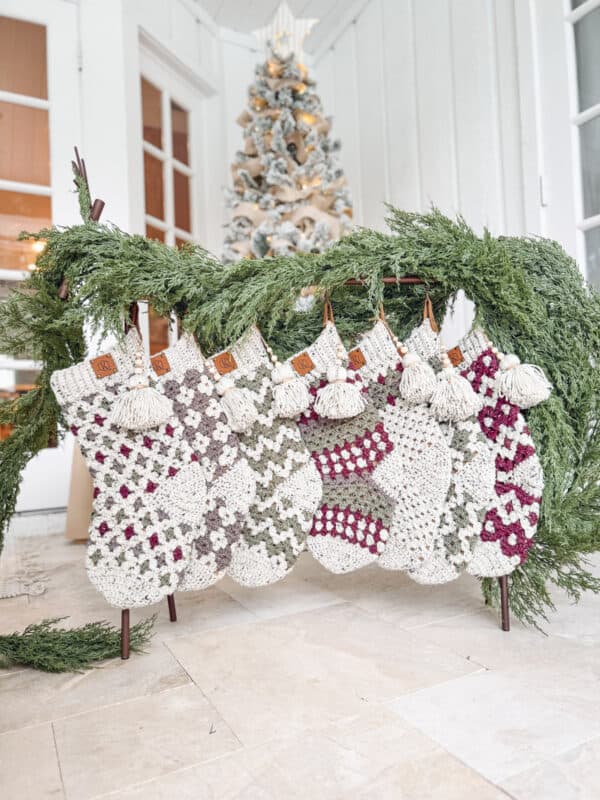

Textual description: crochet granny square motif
[458,329,544,577]
[51,331,197,608]
[294,323,395,573]
[355,320,452,574]
[149,333,257,591]
[210,328,322,587]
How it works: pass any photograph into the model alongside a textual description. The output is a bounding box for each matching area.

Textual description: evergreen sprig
[0,203,598,626]
[0,616,155,672]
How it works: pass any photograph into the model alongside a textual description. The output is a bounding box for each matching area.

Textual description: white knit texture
[355,321,452,573]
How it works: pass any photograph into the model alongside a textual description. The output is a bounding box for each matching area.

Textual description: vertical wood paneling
[493,0,526,234]
[331,24,363,222]
[450,0,502,232]
[314,47,336,126]
[355,0,388,228]
[381,0,422,212]
[412,0,457,216]
[222,40,260,172]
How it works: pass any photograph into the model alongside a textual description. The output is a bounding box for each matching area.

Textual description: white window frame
[565,0,600,281]
[0,0,81,512]
[137,43,209,349]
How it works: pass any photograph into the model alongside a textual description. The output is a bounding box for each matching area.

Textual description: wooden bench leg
[499,576,510,632]
[121,609,130,659]
[167,593,177,623]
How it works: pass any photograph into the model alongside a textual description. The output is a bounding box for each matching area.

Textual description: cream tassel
[496,353,552,408]
[429,352,482,422]
[314,364,367,420]
[109,351,172,431]
[398,351,437,405]
[216,375,258,433]
[272,362,310,418]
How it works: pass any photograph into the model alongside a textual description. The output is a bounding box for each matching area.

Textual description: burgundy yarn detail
[309,503,388,554]
[311,423,393,480]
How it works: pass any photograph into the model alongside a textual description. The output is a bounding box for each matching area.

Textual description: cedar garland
[0,196,598,626]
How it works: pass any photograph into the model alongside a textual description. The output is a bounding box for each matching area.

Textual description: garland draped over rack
[1,194,599,627]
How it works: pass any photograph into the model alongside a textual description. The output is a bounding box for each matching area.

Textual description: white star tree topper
[252,1,319,60]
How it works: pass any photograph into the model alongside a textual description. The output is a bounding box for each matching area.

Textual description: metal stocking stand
[61,148,180,661]
[345,275,511,633]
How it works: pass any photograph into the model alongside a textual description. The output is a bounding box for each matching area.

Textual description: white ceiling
[198,0,350,53]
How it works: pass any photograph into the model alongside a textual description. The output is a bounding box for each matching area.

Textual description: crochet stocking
[50,331,198,608]
[354,320,452,573]
[208,328,322,587]
[149,334,257,591]
[458,329,544,577]
[292,322,395,573]
[403,321,496,585]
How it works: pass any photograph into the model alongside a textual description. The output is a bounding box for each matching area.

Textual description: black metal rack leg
[167,593,177,622]
[121,609,130,659]
[499,576,510,632]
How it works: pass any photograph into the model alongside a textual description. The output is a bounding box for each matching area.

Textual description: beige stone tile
[143,585,256,641]
[218,572,343,620]
[0,723,64,798]
[167,602,480,745]
[301,564,484,629]
[0,595,31,635]
[502,738,600,800]
[408,607,596,672]
[94,753,274,800]
[0,642,190,735]
[389,656,600,785]
[544,584,600,646]
[53,684,241,800]
[104,707,507,800]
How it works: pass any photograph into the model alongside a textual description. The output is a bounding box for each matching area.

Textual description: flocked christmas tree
[223,9,352,263]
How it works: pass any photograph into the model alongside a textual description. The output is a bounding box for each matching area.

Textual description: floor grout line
[51,720,67,800]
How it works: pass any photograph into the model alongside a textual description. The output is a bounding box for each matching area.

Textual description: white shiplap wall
[313,0,576,244]
[311,0,578,341]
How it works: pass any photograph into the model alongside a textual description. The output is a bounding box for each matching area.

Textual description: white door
[0,0,81,511]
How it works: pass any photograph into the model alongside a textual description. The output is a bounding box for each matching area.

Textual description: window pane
[0,190,51,271]
[148,306,170,355]
[173,170,191,232]
[574,6,600,111]
[175,236,190,249]
[0,17,47,99]
[171,101,189,165]
[144,153,164,220]
[580,114,600,219]
[145,224,165,242]
[141,78,162,149]
[585,226,600,288]
[0,102,50,185]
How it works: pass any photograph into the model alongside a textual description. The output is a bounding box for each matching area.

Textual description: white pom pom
[496,354,552,408]
[398,352,436,405]
[109,382,172,431]
[429,367,482,422]
[216,378,258,432]
[271,363,310,418]
[314,366,366,420]
[326,364,347,383]
[271,362,295,384]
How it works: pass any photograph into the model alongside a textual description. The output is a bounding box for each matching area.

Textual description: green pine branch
[0,616,155,672]
[0,205,598,627]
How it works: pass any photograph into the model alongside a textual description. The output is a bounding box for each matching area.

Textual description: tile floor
[0,531,599,799]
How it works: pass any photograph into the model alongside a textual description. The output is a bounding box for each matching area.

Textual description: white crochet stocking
[354,320,452,573]
[208,328,322,587]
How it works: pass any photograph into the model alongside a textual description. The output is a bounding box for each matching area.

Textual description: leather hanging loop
[322,295,335,326]
[423,293,440,333]
[124,302,141,335]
